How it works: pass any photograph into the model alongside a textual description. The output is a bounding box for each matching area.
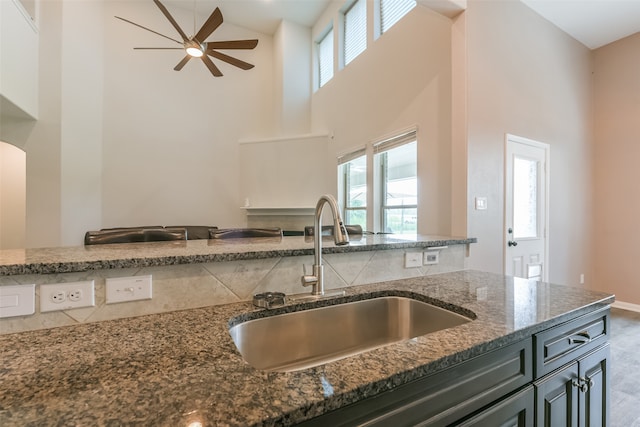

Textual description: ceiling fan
[115,0,258,77]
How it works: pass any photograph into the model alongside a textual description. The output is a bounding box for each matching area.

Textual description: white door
[505,135,549,281]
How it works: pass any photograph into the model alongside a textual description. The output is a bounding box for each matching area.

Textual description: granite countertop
[0,270,613,426]
[0,234,476,276]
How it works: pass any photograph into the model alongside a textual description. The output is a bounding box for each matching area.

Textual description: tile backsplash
[0,246,466,334]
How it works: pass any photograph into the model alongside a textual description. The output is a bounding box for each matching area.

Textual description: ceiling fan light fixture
[185,41,204,57]
[118,1,258,78]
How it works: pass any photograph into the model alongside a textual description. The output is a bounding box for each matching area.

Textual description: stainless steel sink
[229,295,473,372]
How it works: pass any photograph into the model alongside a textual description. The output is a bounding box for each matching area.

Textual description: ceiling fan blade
[114,16,182,45]
[134,47,183,50]
[207,50,254,70]
[201,55,223,77]
[174,55,191,71]
[153,0,188,42]
[206,39,258,50]
[194,7,223,44]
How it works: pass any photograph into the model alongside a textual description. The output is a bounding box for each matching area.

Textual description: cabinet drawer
[533,308,609,378]
[299,338,532,427]
[454,385,534,426]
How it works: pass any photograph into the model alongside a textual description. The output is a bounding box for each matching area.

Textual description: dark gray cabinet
[535,344,609,427]
[299,338,532,427]
[454,386,535,427]
[535,358,580,426]
[533,308,610,427]
[300,307,610,427]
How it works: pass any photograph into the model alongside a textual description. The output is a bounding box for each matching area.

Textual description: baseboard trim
[611,301,640,313]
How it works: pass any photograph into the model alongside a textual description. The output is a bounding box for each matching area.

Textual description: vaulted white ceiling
[163,0,640,49]
[164,0,332,35]
[522,0,640,49]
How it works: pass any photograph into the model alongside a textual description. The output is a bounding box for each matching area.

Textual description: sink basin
[228,295,473,372]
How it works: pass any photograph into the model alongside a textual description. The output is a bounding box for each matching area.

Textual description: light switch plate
[404,252,423,268]
[106,275,152,304]
[0,284,35,318]
[475,197,488,210]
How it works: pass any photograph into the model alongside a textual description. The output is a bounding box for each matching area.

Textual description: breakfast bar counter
[0,234,476,276]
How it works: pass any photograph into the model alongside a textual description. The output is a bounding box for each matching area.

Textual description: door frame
[504,134,550,281]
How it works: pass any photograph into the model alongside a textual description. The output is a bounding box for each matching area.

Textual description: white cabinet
[0,0,39,119]
[239,134,331,209]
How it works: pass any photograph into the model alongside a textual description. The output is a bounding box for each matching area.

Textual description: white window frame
[337,128,419,234]
[316,26,334,88]
[373,129,418,233]
[342,0,367,67]
[378,0,416,36]
[338,148,368,230]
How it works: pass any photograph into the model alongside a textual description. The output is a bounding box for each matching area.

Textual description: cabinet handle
[567,331,591,345]
[573,377,594,393]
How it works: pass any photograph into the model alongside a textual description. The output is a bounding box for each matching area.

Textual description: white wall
[60,0,103,246]
[24,0,63,248]
[99,1,274,233]
[465,0,594,287]
[311,4,454,235]
[274,20,312,135]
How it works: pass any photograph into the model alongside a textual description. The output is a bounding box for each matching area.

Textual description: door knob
[508,240,518,247]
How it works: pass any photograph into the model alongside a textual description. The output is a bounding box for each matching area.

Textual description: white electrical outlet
[106,275,152,304]
[40,281,95,312]
[424,251,440,265]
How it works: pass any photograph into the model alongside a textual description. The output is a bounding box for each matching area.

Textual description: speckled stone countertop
[0,270,613,426]
[0,234,476,276]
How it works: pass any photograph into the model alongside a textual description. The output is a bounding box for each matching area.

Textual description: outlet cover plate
[40,281,95,312]
[106,275,152,304]
[404,252,423,268]
[0,284,35,318]
[423,251,440,265]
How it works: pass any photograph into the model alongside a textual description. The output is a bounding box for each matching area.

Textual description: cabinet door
[534,344,610,427]
[454,386,534,427]
[578,344,609,427]
[534,362,579,427]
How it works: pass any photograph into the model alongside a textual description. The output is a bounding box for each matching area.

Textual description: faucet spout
[300,194,349,297]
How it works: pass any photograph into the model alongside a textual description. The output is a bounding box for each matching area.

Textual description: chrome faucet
[298,194,349,299]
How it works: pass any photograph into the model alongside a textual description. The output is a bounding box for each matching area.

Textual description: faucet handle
[301,274,317,287]
[301,265,317,287]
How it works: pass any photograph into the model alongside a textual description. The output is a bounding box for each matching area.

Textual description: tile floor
[610,307,640,427]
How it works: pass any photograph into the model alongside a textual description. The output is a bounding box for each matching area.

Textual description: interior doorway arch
[0,141,26,249]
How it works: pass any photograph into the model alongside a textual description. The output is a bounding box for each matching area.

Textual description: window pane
[513,157,538,239]
[340,154,366,229]
[344,0,366,65]
[384,141,417,207]
[383,207,417,234]
[345,209,366,229]
[381,0,416,33]
[346,155,366,208]
[318,28,334,87]
[378,140,417,234]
